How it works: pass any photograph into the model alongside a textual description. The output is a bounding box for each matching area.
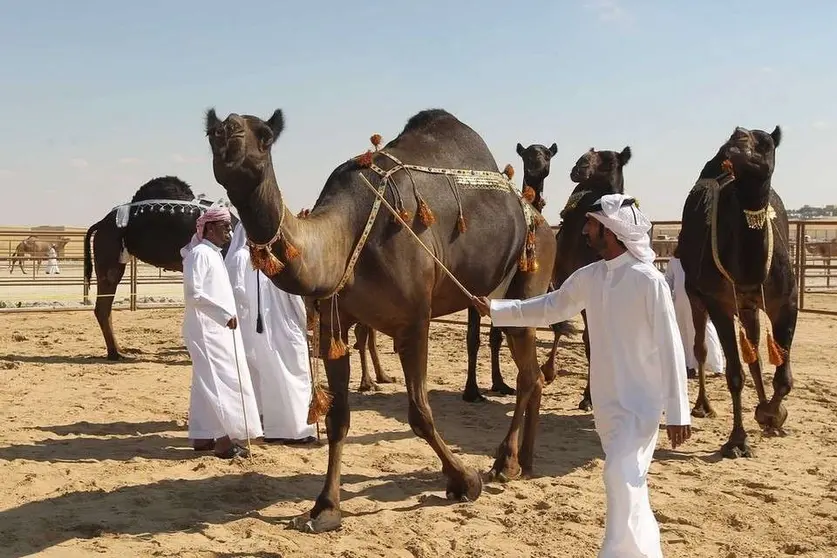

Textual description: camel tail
[84,221,99,285]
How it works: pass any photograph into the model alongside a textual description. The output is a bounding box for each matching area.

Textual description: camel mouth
[570,167,590,183]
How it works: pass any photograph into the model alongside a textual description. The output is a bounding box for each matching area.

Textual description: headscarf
[180,206,231,258]
[585,193,656,264]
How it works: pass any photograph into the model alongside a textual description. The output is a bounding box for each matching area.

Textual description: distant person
[225,223,316,444]
[45,244,60,275]
[473,193,691,558]
[180,207,262,459]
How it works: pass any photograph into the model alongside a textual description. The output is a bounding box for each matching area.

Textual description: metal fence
[1,221,835,315]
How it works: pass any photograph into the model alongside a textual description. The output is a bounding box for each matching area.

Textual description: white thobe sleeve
[227,253,252,326]
[664,262,675,295]
[489,266,589,328]
[647,278,691,426]
[185,252,236,326]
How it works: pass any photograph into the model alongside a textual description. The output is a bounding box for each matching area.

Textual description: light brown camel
[8,236,71,274]
[205,107,556,533]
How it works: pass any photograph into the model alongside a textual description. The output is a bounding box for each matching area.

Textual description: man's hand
[227,317,238,330]
[666,425,692,450]
[471,296,491,318]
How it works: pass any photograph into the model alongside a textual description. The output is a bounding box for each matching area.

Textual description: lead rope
[231,328,253,456]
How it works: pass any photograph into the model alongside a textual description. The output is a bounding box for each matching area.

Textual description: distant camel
[8,236,71,274]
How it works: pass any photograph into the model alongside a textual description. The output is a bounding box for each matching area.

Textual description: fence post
[130,256,138,311]
[799,222,806,311]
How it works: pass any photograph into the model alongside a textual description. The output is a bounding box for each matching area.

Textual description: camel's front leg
[689,293,716,418]
[505,326,543,477]
[489,326,515,395]
[757,299,798,435]
[577,310,593,412]
[463,307,487,402]
[398,318,482,502]
[289,314,353,534]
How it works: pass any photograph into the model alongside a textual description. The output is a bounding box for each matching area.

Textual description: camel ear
[204,108,220,135]
[266,109,285,141]
[516,143,525,156]
[618,146,632,166]
[771,125,782,148]
[549,143,558,157]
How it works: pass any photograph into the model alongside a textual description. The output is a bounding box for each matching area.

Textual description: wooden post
[130,256,138,311]
[799,222,806,311]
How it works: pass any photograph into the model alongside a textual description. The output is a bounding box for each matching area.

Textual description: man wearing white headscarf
[665,256,725,376]
[180,207,263,459]
[473,193,691,558]
[225,223,316,444]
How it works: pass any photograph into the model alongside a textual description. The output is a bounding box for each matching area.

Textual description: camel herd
[80,106,798,534]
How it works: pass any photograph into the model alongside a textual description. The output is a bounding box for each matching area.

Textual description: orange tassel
[355,150,373,167]
[722,158,735,178]
[370,134,382,150]
[533,213,546,227]
[738,325,757,364]
[457,214,467,233]
[418,198,436,226]
[522,185,536,203]
[766,331,786,366]
[250,246,284,276]
[328,336,348,359]
[503,164,515,180]
[526,230,536,248]
[518,252,529,271]
[307,383,334,425]
[398,208,411,222]
[296,208,311,219]
[282,236,300,260]
[528,257,539,272]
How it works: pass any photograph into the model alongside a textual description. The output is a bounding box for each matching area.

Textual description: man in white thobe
[225,223,316,444]
[180,207,263,459]
[664,256,725,377]
[45,245,60,274]
[473,194,691,558]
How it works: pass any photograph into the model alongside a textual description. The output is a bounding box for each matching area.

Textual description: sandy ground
[1,307,836,558]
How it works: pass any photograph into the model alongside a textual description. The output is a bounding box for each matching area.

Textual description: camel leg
[399,319,483,501]
[368,328,394,384]
[463,307,487,402]
[292,316,354,534]
[578,310,593,411]
[689,293,716,418]
[707,302,752,458]
[757,299,797,436]
[95,264,127,360]
[489,326,515,395]
[489,325,541,482]
[740,308,770,407]
[355,324,375,392]
[539,325,561,383]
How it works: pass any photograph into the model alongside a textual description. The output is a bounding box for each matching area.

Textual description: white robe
[225,225,315,440]
[45,247,60,274]
[181,239,263,441]
[664,257,725,374]
[490,250,690,558]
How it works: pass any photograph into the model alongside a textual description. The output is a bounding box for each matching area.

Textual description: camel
[84,176,237,359]
[464,141,564,403]
[205,107,556,533]
[539,146,632,411]
[8,236,71,274]
[677,125,796,459]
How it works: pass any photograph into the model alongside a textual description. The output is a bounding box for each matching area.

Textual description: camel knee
[407,402,435,440]
[773,366,793,397]
[693,342,707,363]
[726,368,746,392]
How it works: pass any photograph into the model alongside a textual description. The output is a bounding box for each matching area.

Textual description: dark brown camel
[205,107,556,533]
[84,176,237,359]
[677,125,796,459]
[540,146,632,411]
[465,142,565,403]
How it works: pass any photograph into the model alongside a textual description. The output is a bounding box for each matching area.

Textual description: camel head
[570,146,631,184]
[204,108,285,200]
[516,143,557,211]
[722,126,781,179]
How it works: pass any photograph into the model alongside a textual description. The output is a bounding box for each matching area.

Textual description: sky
[1,1,835,228]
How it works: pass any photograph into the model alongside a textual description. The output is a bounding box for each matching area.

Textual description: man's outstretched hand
[472,296,491,318]
[666,425,692,450]
[227,317,238,330]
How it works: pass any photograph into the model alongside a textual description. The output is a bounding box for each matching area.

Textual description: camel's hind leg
[368,328,394,384]
[758,297,798,435]
[463,307,487,402]
[399,318,482,501]
[489,326,515,395]
[292,312,354,534]
[356,325,394,391]
[95,264,127,360]
[489,324,542,481]
[577,311,593,411]
[689,293,717,418]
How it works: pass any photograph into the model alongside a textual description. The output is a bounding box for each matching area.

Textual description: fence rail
[0,221,835,316]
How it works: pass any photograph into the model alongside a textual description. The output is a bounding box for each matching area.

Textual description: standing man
[473,193,691,558]
[180,207,262,459]
[225,222,316,444]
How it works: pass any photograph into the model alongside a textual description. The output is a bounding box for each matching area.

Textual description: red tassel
[766,331,786,366]
[250,246,284,276]
[722,159,735,179]
[522,185,536,203]
[418,198,436,226]
[738,326,757,364]
[370,134,382,150]
[503,164,515,180]
[282,236,300,260]
[355,150,373,167]
[457,214,467,233]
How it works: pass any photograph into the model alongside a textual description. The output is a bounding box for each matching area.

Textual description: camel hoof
[755,402,788,430]
[489,382,516,396]
[721,440,753,459]
[691,402,717,419]
[106,352,128,361]
[288,509,342,534]
[376,374,396,384]
[358,380,374,392]
[487,458,521,484]
[578,398,592,412]
[446,468,483,502]
[462,389,488,403]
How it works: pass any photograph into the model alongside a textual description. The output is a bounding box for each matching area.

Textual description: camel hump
[400,109,459,135]
[131,176,195,203]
